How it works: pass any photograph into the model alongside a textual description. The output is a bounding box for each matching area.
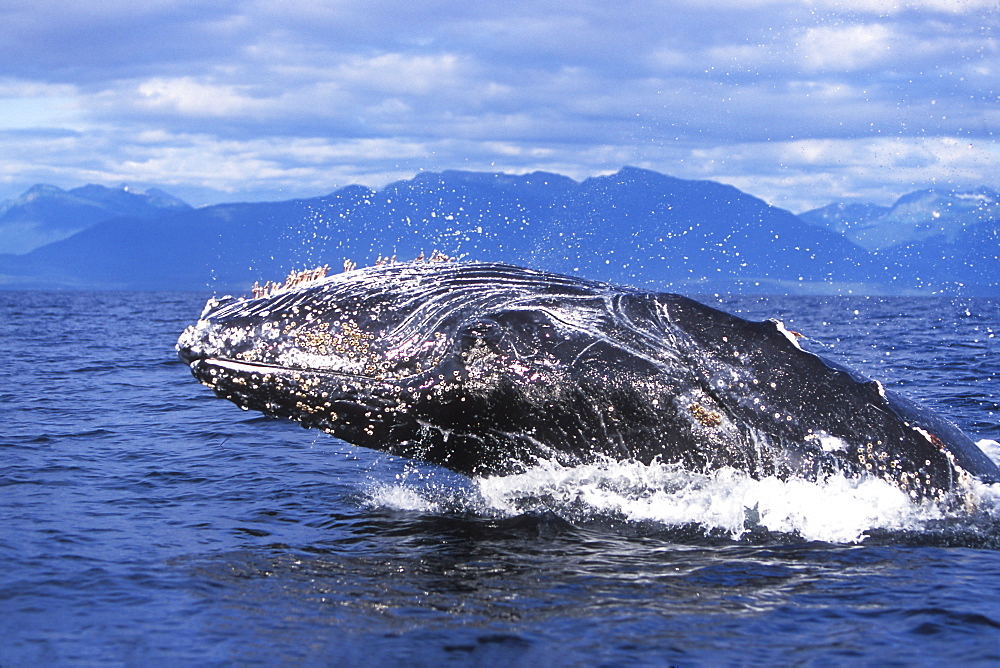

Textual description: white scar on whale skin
[773,320,804,350]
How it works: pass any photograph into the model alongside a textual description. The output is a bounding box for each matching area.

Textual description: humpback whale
[176,260,999,500]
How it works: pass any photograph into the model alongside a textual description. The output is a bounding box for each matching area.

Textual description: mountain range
[0,184,191,255]
[799,187,1000,251]
[0,168,996,295]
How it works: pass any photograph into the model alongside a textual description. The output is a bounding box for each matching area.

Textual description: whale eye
[460,318,504,348]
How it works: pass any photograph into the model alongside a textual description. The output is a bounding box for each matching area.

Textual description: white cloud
[797,24,897,71]
[0,0,997,210]
[688,0,999,12]
[812,0,999,13]
[647,47,691,72]
[686,135,1000,211]
[135,77,263,116]
[333,53,467,96]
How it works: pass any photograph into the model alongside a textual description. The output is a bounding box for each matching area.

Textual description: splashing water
[367,442,1000,545]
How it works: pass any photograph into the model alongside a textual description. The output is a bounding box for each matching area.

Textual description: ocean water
[2,290,999,666]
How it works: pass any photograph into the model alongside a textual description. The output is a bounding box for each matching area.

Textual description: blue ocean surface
[2,290,999,665]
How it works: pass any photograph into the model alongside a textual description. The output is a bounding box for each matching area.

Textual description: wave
[365,440,1000,545]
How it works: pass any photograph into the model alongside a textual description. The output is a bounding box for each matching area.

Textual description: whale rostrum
[177,260,1000,501]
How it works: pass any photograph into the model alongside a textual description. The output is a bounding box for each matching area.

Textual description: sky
[0,0,997,212]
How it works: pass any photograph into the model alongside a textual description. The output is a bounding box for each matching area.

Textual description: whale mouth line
[194,357,291,375]
[192,356,410,383]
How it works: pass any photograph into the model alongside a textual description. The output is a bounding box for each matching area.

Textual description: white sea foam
[977,439,1000,466]
[364,480,443,513]
[363,453,1000,544]
[474,459,952,543]
[361,436,1000,544]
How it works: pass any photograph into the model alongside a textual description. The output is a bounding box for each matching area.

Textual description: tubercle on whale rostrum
[248,251,456,300]
[252,265,331,299]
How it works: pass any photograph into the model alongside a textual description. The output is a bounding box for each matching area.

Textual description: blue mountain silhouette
[0,168,995,295]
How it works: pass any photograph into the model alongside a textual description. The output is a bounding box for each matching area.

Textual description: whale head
[176,261,655,474]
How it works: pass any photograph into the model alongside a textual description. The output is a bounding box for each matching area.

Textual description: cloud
[0,0,996,211]
[687,135,998,211]
[0,1,241,82]
[334,53,466,96]
[817,0,999,13]
[135,77,264,116]
[797,24,897,71]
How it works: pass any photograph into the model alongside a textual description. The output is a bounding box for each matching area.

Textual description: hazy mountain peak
[0,182,191,255]
[800,186,1000,252]
[798,202,891,235]
[18,184,66,203]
